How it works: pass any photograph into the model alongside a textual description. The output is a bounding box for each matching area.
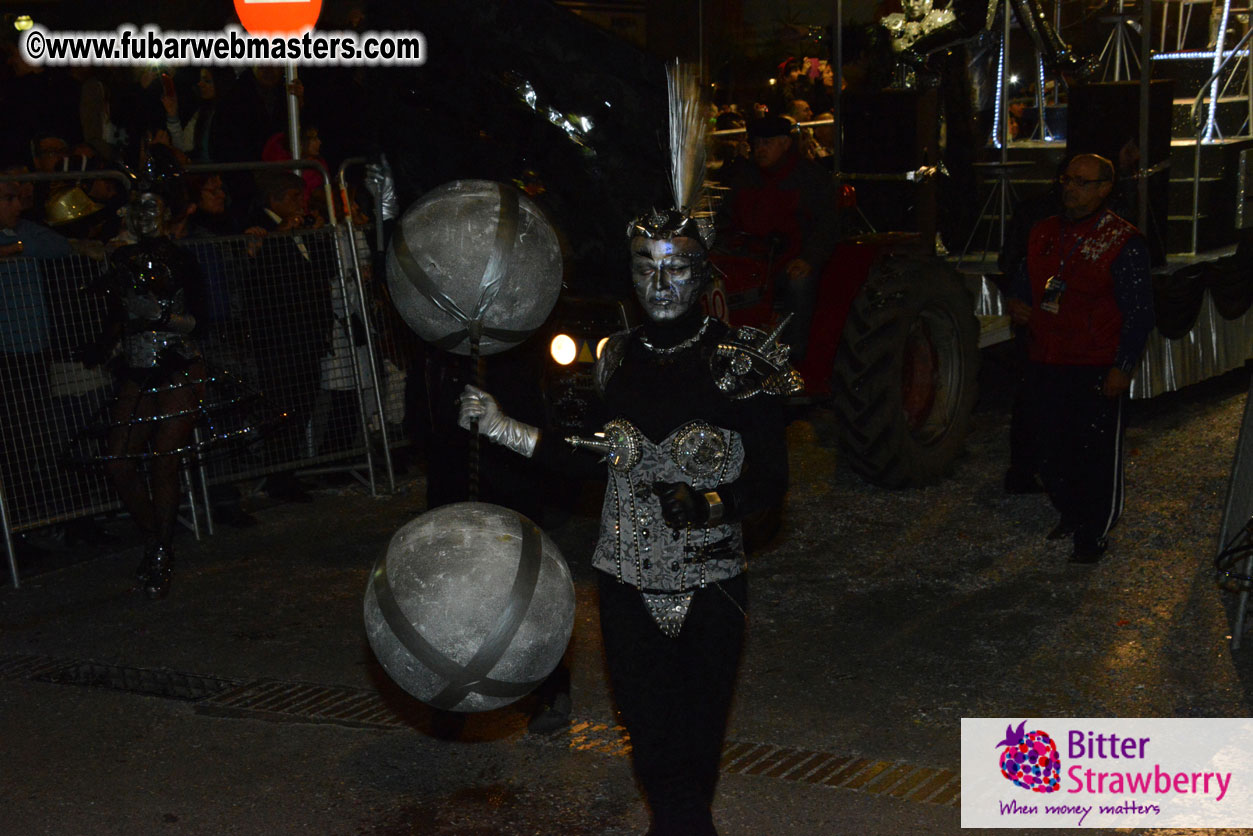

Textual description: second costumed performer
[457,64,800,836]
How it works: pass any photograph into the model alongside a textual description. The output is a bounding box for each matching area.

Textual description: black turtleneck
[535,305,789,523]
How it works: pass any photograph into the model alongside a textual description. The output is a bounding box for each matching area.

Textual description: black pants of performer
[598,571,747,836]
[1027,362,1125,552]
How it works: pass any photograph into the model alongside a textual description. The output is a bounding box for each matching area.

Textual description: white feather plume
[666,60,707,216]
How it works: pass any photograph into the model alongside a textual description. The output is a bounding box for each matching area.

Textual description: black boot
[142,543,174,599]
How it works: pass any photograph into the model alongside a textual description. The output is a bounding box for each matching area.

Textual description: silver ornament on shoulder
[710,315,805,400]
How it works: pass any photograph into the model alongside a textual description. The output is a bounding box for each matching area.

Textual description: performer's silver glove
[457,384,539,458]
[363,154,399,222]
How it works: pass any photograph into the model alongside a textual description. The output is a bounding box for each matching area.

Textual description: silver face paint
[126,192,168,239]
[630,236,707,322]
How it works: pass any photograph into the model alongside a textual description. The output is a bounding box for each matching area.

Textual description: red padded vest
[1026,209,1137,366]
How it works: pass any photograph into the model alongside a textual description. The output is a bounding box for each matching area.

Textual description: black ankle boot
[142,543,173,599]
[135,539,156,585]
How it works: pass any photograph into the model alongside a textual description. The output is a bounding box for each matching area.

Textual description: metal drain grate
[1,652,959,806]
[197,679,409,730]
[0,653,75,681]
[36,662,240,701]
[536,719,959,807]
[718,742,959,806]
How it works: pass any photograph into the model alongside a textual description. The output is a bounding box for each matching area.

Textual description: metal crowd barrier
[1,161,407,588]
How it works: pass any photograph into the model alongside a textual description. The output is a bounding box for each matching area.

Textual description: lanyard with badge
[1040,230,1085,314]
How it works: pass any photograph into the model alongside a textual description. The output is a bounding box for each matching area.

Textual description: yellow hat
[45,186,104,227]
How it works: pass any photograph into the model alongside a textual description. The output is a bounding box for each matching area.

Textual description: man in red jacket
[716,115,838,361]
[1007,153,1155,564]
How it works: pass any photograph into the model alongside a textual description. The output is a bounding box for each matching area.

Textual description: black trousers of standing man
[598,572,747,836]
[1028,362,1125,555]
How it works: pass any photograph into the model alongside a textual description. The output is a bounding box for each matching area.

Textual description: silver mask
[630,235,708,322]
[125,192,169,240]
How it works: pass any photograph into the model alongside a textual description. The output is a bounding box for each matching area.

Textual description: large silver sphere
[385,180,562,356]
[363,502,575,713]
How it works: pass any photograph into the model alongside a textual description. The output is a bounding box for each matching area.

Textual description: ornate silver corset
[588,418,746,598]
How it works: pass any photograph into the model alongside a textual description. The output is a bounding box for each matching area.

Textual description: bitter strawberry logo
[996,720,1061,793]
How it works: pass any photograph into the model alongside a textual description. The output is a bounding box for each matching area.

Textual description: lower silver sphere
[363,502,575,712]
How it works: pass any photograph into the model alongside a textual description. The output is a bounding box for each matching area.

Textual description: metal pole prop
[468,333,482,502]
[1138,0,1151,237]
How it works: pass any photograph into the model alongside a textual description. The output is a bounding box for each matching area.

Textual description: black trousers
[1027,362,1125,550]
[597,571,747,836]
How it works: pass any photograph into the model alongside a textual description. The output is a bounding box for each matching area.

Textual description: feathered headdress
[627,60,713,249]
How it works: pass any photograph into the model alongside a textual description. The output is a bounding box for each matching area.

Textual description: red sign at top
[234,0,322,36]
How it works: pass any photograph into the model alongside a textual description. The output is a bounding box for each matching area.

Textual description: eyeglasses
[1057,175,1111,188]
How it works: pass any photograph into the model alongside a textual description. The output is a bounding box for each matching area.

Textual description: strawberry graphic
[996,720,1061,793]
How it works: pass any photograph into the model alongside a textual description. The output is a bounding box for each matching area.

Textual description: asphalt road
[3,358,1252,835]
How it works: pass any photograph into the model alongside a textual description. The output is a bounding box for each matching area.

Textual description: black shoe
[1047,520,1075,541]
[1003,470,1045,495]
[1069,539,1108,564]
[527,693,571,735]
[142,544,174,599]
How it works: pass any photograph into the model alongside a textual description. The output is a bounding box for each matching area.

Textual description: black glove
[652,481,710,528]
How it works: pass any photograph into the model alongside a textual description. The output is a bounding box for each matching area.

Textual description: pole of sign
[286,61,301,162]
[832,0,842,244]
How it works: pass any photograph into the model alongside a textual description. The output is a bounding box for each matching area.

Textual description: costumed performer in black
[457,63,800,836]
[82,148,207,599]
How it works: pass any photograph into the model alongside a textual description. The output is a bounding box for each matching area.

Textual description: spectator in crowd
[74,67,114,160]
[5,163,37,224]
[716,114,839,361]
[242,171,333,503]
[28,132,70,224]
[312,191,374,456]
[108,67,169,163]
[212,67,305,225]
[178,174,237,325]
[260,124,329,206]
[0,170,75,520]
[1006,154,1156,564]
[785,99,813,124]
[771,56,817,116]
[30,132,69,174]
[163,68,233,163]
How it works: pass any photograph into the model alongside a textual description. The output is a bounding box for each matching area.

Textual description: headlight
[550,334,577,365]
[596,337,609,358]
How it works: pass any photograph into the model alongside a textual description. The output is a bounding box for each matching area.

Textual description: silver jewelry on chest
[638,316,711,355]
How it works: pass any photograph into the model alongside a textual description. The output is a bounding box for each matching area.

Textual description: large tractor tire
[830,250,980,488]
